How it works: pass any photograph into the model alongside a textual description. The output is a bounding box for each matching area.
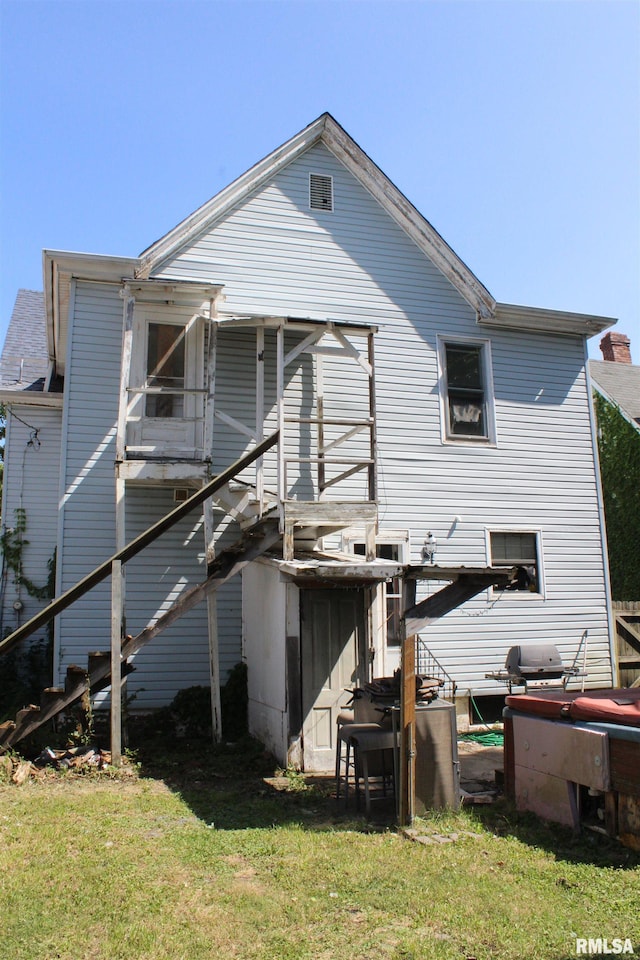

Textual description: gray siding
[0,406,61,645]
[154,142,612,693]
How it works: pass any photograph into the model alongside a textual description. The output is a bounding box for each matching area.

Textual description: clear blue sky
[1,0,638,361]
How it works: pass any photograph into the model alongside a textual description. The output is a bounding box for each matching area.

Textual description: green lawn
[1,739,638,960]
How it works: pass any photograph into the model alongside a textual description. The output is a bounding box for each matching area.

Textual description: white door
[300,588,366,772]
[127,307,204,458]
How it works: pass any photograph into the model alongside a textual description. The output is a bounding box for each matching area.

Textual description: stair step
[0,720,17,745]
[41,687,65,708]
[15,705,41,725]
[65,665,88,694]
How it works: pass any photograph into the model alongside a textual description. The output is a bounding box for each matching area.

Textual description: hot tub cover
[505,688,640,727]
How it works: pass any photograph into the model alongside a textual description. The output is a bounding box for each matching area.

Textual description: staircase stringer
[0,517,282,753]
[0,431,280,662]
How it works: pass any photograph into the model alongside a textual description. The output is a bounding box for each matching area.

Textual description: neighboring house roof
[590,359,640,430]
[0,289,49,392]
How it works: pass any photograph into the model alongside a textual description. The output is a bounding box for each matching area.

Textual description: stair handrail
[0,431,279,659]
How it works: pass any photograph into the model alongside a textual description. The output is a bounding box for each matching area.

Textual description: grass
[1,735,639,960]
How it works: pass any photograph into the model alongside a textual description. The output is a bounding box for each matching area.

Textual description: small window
[146,322,186,418]
[439,338,495,442]
[309,173,333,211]
[490,531,540,593]
[353,541,404,646]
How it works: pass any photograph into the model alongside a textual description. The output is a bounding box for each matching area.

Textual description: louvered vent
[309,173,333,211]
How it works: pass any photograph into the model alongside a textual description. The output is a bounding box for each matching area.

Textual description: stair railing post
[111,559,123,766]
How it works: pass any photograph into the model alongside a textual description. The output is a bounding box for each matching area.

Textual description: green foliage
[595,393,640,600]
[0,754,638,960]
[0,529,56,723]
[0,507,50,601]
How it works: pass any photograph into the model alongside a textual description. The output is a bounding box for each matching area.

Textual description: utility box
[413,700,460,813]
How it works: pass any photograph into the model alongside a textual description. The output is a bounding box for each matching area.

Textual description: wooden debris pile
[0,746,132,784]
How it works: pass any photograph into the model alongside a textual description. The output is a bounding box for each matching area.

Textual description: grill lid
[504,644,564,678]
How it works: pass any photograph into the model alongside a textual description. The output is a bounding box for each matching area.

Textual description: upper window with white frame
[345,532,408,647]
[438,338,495,443]
[489,530,542,594]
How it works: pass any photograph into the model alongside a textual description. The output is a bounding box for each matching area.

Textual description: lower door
[300,588,366,772]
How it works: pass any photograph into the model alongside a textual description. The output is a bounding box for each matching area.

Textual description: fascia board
[43,250,139,376]
[137,114,330,277]
[321,117,496,319]
[136,113,496,319]
[486,302,617,337]
[0,392,64,408]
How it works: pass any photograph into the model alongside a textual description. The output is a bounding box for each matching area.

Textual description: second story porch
[115,279,379,558]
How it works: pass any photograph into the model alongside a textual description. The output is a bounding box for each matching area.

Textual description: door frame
[297,585,369,772]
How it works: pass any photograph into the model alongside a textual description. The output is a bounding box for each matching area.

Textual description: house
[0,114,617,770]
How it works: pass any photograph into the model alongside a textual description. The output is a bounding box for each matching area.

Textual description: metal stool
[336,722,397,814]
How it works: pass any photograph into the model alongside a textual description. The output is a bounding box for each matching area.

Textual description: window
[352,540,405,646]
[439,338,495,442]
[145,322,186,418]
[489,531,541,593]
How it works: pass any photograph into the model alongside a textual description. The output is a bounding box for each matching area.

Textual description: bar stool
[336,721,397,814]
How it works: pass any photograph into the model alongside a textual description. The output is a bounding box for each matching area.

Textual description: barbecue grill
[486,643,583,692]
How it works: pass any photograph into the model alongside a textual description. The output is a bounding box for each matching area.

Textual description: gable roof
[590,359,640,431]
[137,113,497,319]
[0,290,49,392]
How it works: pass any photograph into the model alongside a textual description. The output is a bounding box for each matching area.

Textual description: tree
[594,392,640,600]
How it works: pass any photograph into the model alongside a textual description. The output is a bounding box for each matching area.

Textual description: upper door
[300,587,366,772]
[127,306,205,458]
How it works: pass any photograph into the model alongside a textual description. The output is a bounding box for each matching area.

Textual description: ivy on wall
[0,507,51,601]
[594,392,640,601]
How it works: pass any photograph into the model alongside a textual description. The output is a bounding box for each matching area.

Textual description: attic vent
[309,173,333,212]
[173,488,190,503]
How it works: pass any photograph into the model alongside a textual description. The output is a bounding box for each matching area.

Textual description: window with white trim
[438,338,495,442]
[489,530,541,594]
[348,536,407,647]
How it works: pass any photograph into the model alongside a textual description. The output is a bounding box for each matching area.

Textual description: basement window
[309,173,333,212]
[489,530,541,594]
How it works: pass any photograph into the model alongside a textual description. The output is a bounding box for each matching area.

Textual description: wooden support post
[256,327,265,512]
[317,353,325,499]
[203,496,222,741]
[367,330,377,504]
[110,559,122,767]
[399,577,417,826]
[116,288,135,463]
[276,324,285,508]
[203,298,218,465]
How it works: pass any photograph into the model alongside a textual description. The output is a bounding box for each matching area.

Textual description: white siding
[56,282,218,705]
[154,141,612,694]
[0,406,61,645]
[55,282,122,681]
[122,487,210,710]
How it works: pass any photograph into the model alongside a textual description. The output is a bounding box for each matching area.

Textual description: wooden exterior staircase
[0,435,281,753]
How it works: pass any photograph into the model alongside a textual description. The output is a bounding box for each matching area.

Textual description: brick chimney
[600,332,632,364]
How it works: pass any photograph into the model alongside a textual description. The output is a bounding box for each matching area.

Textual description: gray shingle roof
[1,290,49,391]
[590,359,640,428]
